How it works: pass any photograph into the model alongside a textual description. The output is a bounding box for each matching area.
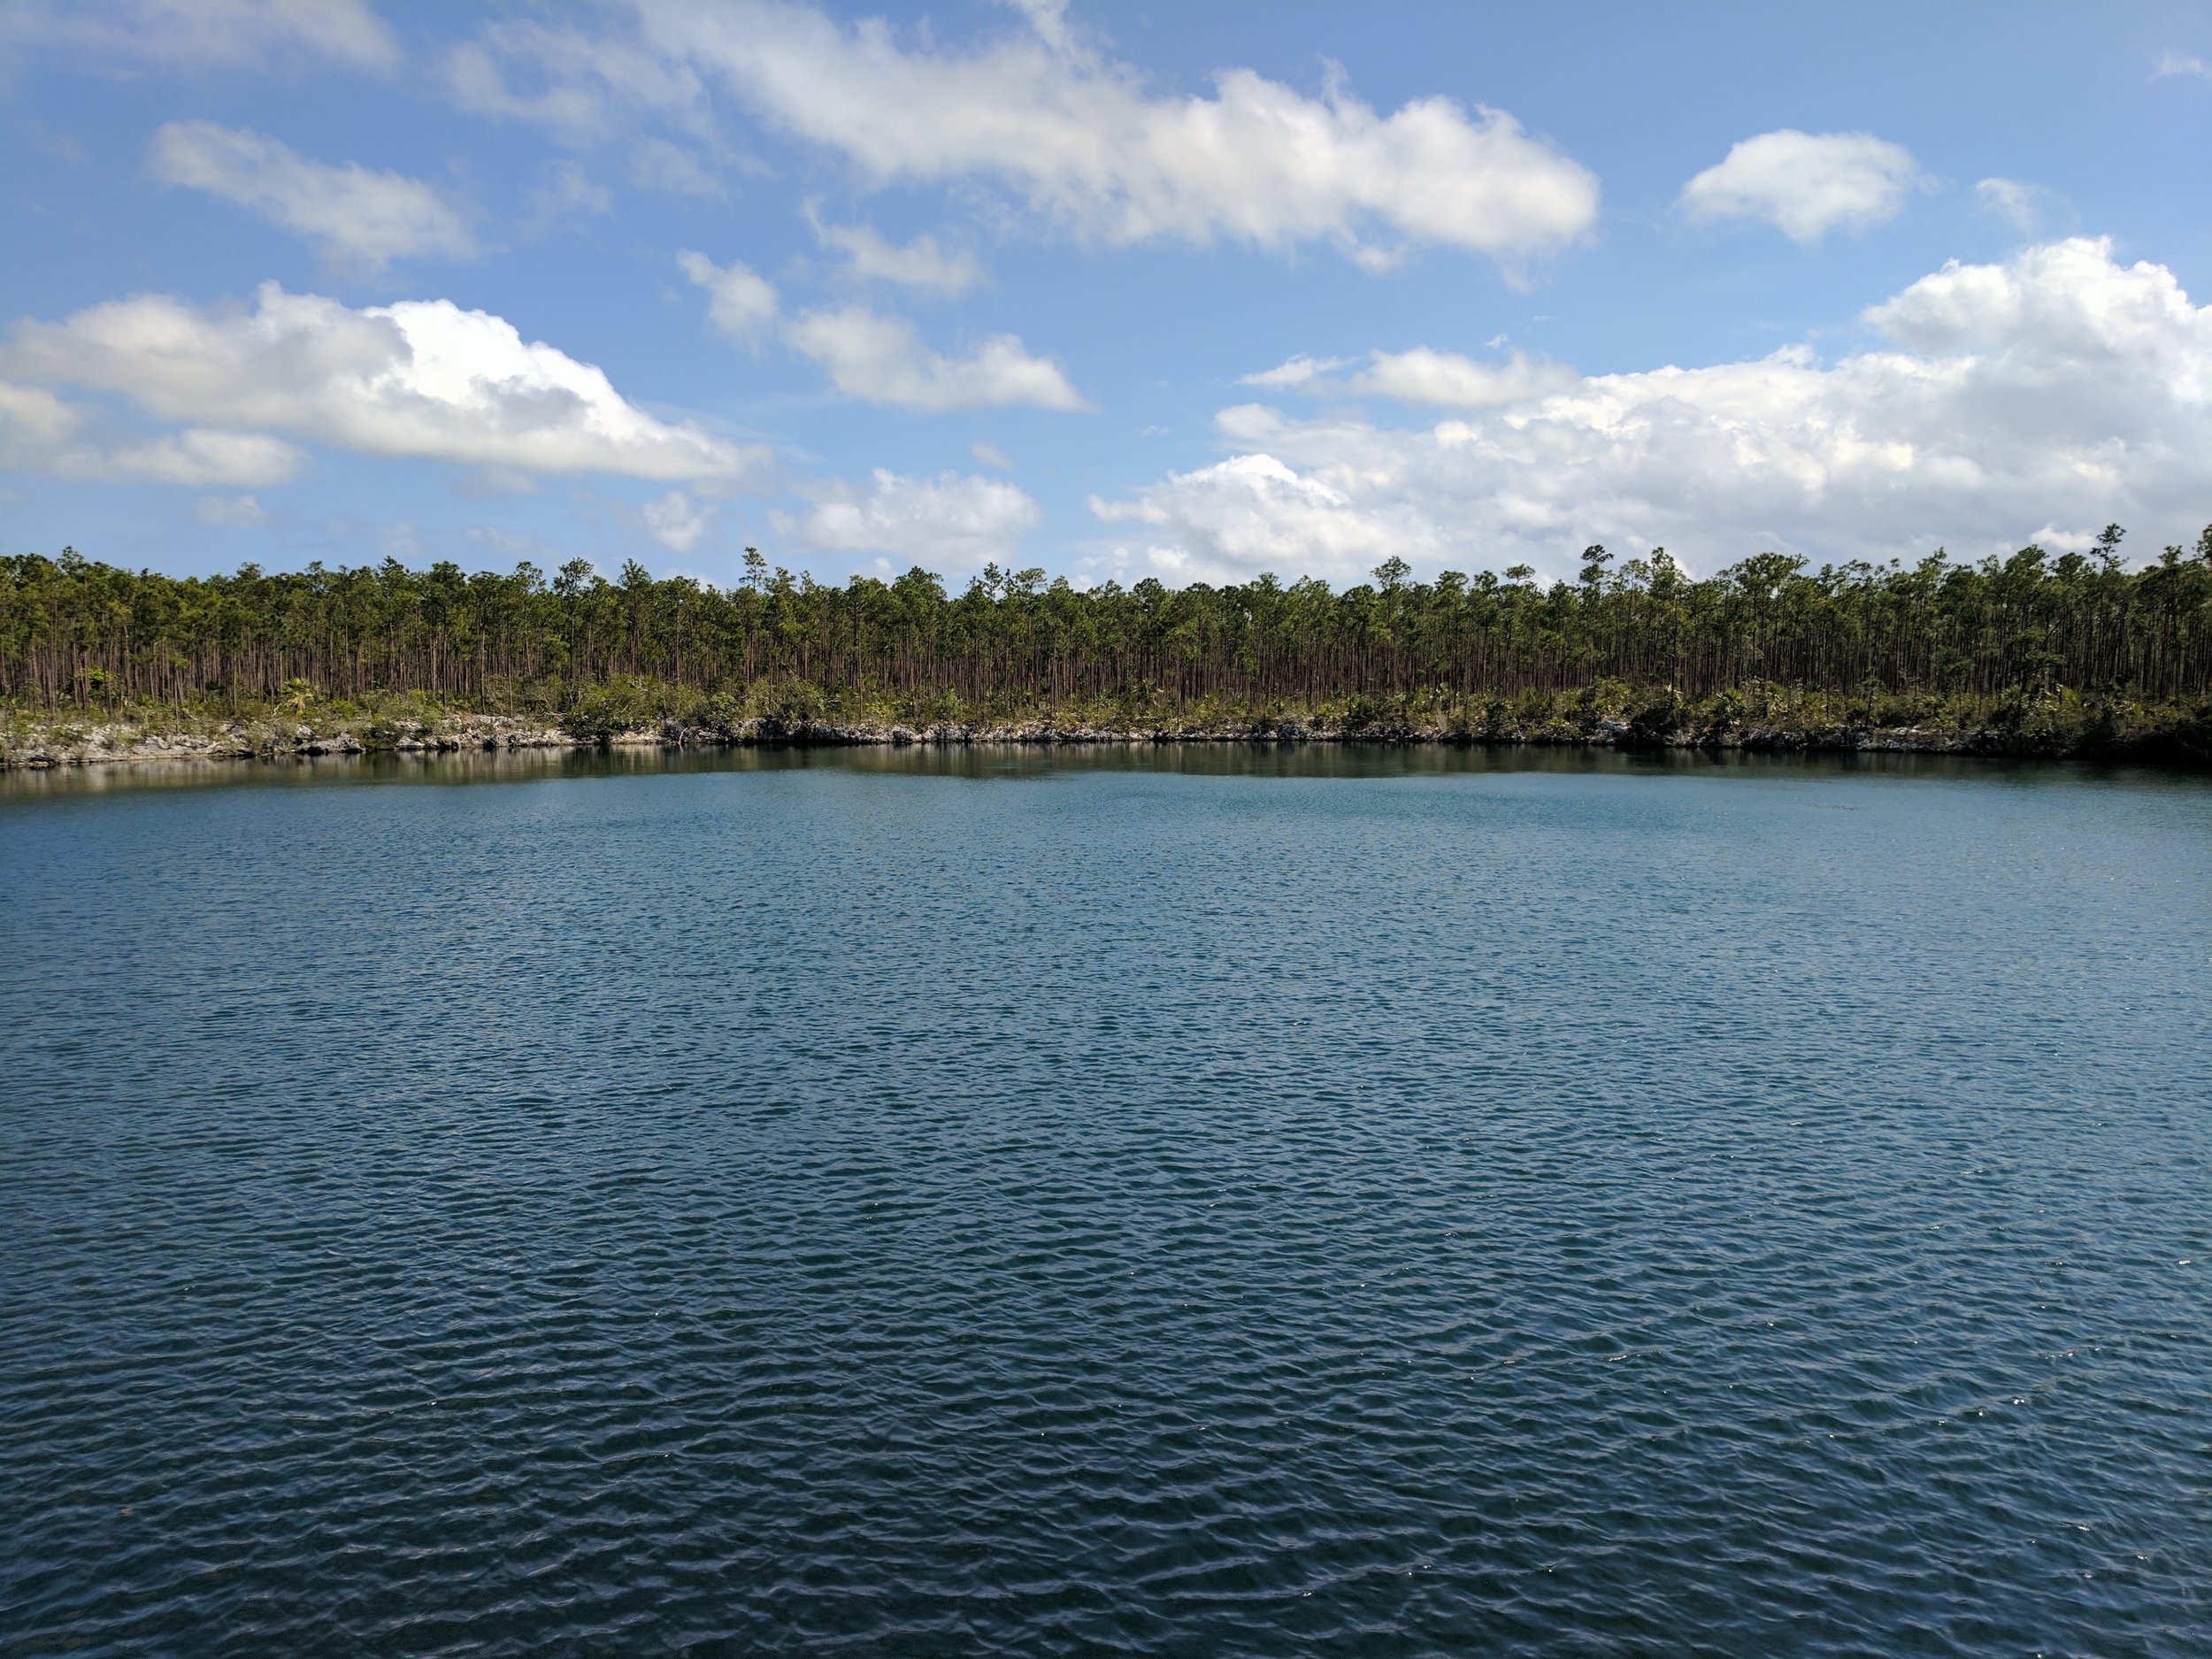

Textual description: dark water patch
[0,738,2195,799]
[4,752,2209,1655]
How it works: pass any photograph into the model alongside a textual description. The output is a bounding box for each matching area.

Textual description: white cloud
[1243,347,1573,408]
[1,378,304,484]
[1238,354,1355,389]
[970,440,1014,470]
[1354,348,1576,407]
[3,0,401,73]
[807,211,987,296]
[987,0,1074,53]
[458,0,1597,269]
[785,305,1087,411]
[194,493,272,526]
[2153,49,2210,81]
[1679,129,1926,244]
[1090,453,1446,585]
[1859,237,2211,369]
[678,250,779,340]
[803,467,1041,565]
[7,281,762,482]
[1976,177,2041,233]
[443,24,746,200]
[104,429,306,486]
[0,380,81,445]
[444,19,710,139]
[1976,180,2033,230]
[1092,238,2212,583]
[643,488,711,552]
[149,122,473,269]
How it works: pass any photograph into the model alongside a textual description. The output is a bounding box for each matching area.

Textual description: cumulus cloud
[6,282,761,482]
[643,488,712,552]
[678,250,779,340]
[1859,237,2212,370]
[1679,129,1927,244]
[3,0,401,73]
[149,122,473,269]
[807,211,987,296]
[1091,238,2212,583]
[2153,49,2210,81]
[1091,453,1448,586]
[454,0,1598,269]
[970,440,1015,470]
[803,467,1041,565]
[785,305,1086,411]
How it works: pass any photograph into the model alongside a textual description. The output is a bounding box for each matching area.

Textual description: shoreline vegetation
[5,534,2209,769]
[7,688,2212,770]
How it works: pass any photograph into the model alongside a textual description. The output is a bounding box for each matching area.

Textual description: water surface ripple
[3,749,2208,1655]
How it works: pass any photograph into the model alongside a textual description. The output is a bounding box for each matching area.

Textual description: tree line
[4,529,2210,716]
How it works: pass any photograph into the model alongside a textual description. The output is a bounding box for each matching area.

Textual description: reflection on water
[0,738,2172,801]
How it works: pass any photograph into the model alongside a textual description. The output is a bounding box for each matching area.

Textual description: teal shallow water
[3,748,2208,1656]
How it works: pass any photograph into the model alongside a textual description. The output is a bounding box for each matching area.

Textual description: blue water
[3,748,2208,1656]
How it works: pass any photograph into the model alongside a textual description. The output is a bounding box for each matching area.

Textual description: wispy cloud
[194,493,273,527]
[784,305,1087,412]
[150,122,472,270]
[1974,177,2070,234]
[643,489,712,552]
[678,250,779,341]
[1240,348,1572,407]
[806,208,987,296]
[1237,355,1355,389]
[3,0,402,74]
[449,0,1599,271]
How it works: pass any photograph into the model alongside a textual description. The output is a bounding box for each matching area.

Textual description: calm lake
[3,748,2208,1656]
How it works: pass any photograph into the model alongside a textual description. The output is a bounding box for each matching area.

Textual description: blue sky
[4,0,2211,588]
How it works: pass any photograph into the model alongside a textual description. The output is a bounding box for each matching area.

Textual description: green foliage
[1575,679,1632,719]
[559,676,669,742]
[1626,689,1685,743]
[3,533,2209,749]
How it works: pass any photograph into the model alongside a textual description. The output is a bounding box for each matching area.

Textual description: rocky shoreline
[0,710,2166,769]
